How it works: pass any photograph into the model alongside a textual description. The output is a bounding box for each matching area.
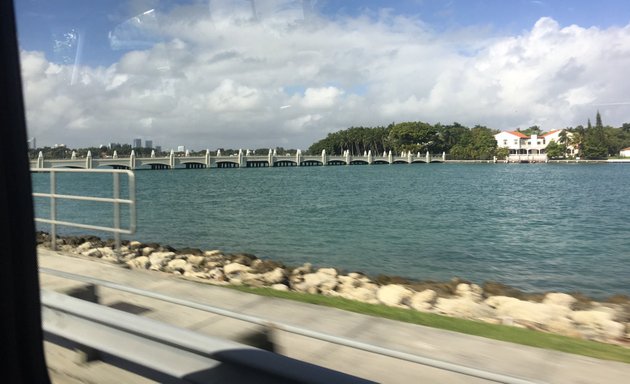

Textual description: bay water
[32,163,630,298]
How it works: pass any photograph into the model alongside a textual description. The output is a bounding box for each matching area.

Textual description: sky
[14,0,630,150]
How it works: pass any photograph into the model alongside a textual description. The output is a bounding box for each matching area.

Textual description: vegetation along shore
[38,232,630,353]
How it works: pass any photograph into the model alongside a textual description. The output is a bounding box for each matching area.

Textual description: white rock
[141,247,155,256]
[434,297,493,319]
[183,271,209,279]
[337,275,358,286]
[544,318,579,337]
[208,268,226,282]
[129,240,142,249]
[271,284,289,291]
[204,250,223,257]
[376,284,413,307]
[148,252,175,270]
[600,321,625,339]
[292,263,312,275]
[317,268,338,277]
[97,247,116,259]
[82,248,102,258]
[126,256,149,269]
[187,255,205,267]
[486,296,570,325]
[543,293,577,308]
[76,241,93,253]
[456,283,483,302]
[347,272,366,279]
[410,289,437,311]
[302,272,338,292]
[571,310,627,340]
[224,262,252,275]
[165,259,188,273]
[240,272,265,287]
[571,310,614,325]
[205,261,222,269]
[262,267,286,285]
[336,284,378,304]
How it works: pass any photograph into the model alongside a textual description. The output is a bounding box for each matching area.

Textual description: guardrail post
[50,170,57,250]
[113,172,121,260]
[67,284,102,363]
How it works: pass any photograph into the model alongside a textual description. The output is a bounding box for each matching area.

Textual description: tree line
[546,112,630,159]
[308,114,630,160]
[307,122,505,160]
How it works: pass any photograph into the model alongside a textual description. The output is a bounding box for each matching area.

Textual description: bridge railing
[32,168,136,253]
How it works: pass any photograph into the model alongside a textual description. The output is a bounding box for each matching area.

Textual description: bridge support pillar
[345,150,350,165]
[367,150,372,164]
[86,151,93,169]
[388,150,393,164]
[426,151,430,164]
[131,150,137,170]
[205,149,210,167]
[442,152,446,162]
[407,152,412,164]
[37,151,44,168]
[322,149,327,166]
[296,149,302,166]
[169,150,175,169]
[238,149,246,168]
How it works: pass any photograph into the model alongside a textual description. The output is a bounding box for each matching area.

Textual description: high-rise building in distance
[133,138,141,148]
[145,140,153,149]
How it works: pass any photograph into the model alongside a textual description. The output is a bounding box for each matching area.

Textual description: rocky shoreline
[37,232,630,347]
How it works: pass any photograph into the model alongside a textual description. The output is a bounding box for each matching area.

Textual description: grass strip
[227,285,630,364]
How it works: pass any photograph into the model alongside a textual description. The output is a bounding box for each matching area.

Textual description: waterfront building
[133,138,142,148]
[494,129,575,162]
[620,147,630,157]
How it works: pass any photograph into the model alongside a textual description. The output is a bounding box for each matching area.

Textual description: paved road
[38,248,630,383]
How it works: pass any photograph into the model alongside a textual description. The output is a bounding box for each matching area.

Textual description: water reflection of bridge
[31,150,447,170]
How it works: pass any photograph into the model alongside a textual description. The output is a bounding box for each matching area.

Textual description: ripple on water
[32,164,630,298]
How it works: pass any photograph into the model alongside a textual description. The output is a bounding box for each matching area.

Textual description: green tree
[545,140,566,159]
[387,122,439,154]
[583,112,608,159]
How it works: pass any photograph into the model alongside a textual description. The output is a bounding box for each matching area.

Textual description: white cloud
[19,6,630,150]
[301,86,343,109]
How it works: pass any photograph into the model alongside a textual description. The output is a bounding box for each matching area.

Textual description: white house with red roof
[494,129,574,162]
[620,147,630,157]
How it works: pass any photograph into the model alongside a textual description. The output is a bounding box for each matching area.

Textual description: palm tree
[569,127,585,157]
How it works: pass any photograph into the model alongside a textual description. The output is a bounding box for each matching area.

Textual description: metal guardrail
[40,267,542,384]
[32,168,136,252]
[41,289,372,383]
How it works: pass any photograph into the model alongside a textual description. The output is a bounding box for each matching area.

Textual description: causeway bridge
[31,149,447,170]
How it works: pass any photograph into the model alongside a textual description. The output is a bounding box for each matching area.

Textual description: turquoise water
[32,164,630,298]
